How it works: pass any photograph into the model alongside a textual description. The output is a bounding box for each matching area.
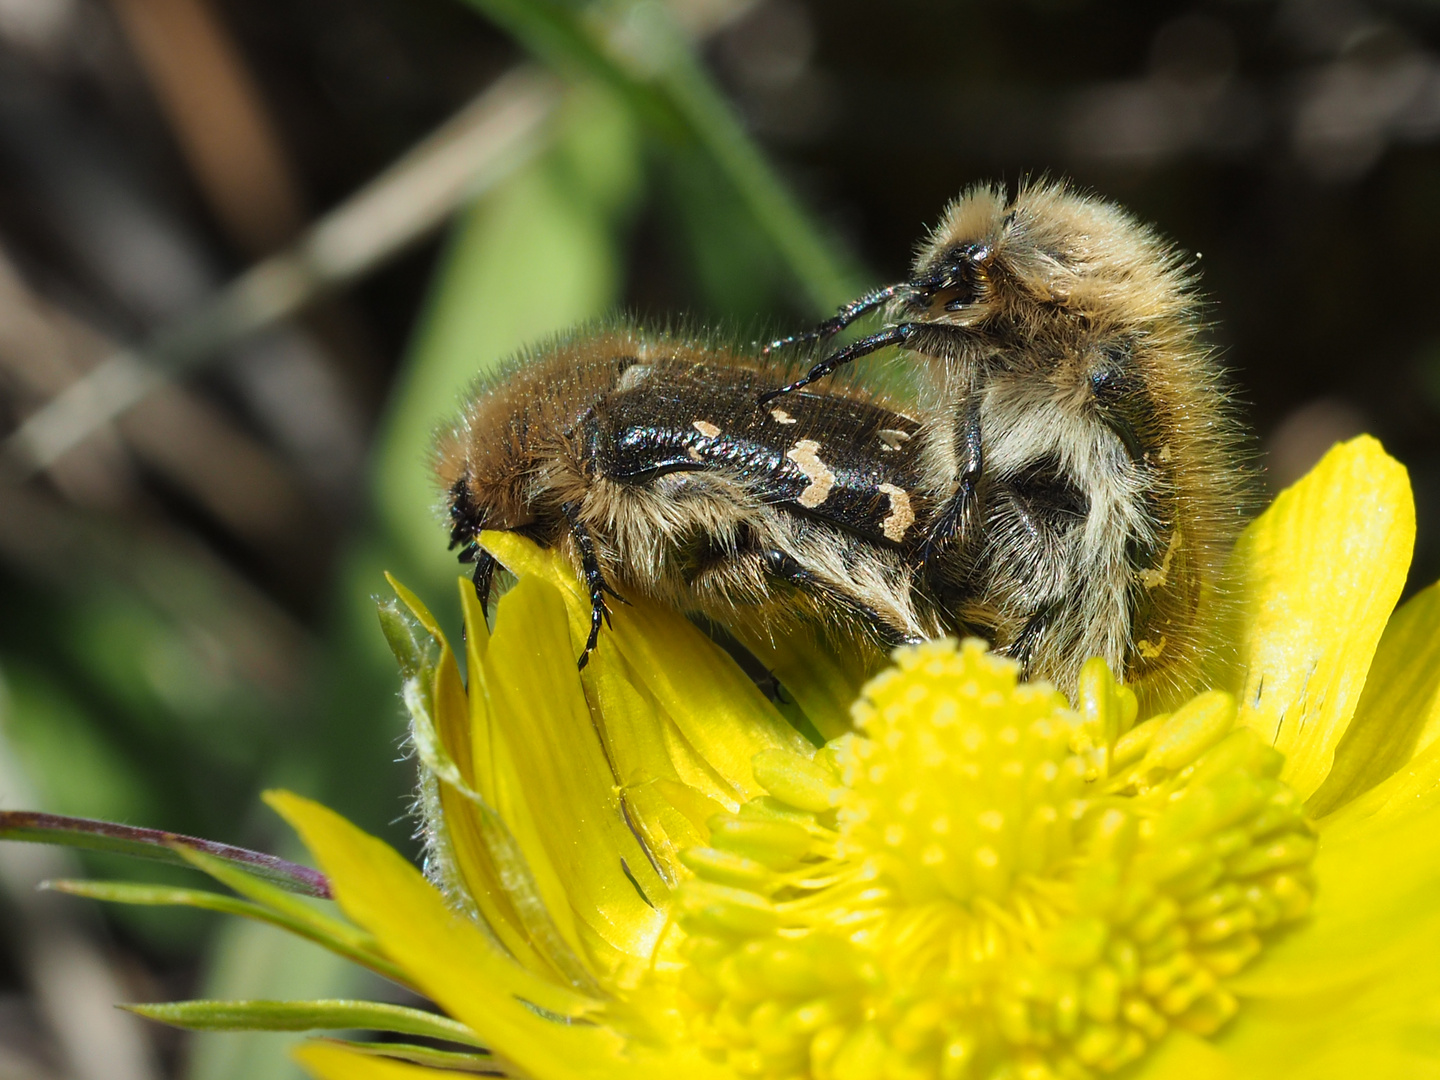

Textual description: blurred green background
[0,1,1437,1077]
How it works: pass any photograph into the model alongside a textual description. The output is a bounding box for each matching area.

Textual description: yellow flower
[172,435,1440,1078]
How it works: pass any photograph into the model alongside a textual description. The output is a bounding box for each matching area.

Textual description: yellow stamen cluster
[673,640,1316,1080]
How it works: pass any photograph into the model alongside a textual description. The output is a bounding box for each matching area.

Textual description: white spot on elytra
[877,428,912,452]
[615,364,652,392]
[877,484,914,541]
[786,439,835,508]
[1139,528,1181,589]
[769,407,797,425]
[686,447,703,462]
[692,420,721,438]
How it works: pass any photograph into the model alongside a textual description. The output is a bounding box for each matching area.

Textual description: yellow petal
[429,774,558,975]
[265,791,629,1079]
[385,574,472,782]
[457,577,497,794]
[614,777,719,878]
[449,583,573,975]
[481,531,813,792]
[1308,579,1440,817]
[726,620,875,742]
[478,574,671,970]
[1315,734,1440,837]
[1214,804,1440,1078]
[581,646,744,872]
[1217,978,1440,1080]
[273,793,737,1080]
[295,1041,477,1080]
[1233,801,1440,995]
[471,532,819,977]
[389,575,579,985]
[1222,436,1414,799]
[386,575,538,966]
[1142,1030,1237,1080]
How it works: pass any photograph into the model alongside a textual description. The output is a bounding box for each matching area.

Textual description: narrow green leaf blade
[172,845,372,950]
[312,1039,499,1073]
[46,878,286,917]
[170,848,420,990]
[47,879,414,991]
[0,810,331,898]
[123,999,485,1048]
[458,0,863,313]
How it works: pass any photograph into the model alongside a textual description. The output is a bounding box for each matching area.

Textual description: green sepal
[0,810,330,897]
[46,878,413,990]
[123,999,485,1048]
[378,577,442,682]
[381,579,605,999]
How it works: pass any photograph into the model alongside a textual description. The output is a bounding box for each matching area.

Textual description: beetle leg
[1005,604,1056,682]
[470,549,498,620]
[562,502,625,670]
[761,549,922,648]
[762,283,907,355]
[920,397,984,567]
[758,324,923,404]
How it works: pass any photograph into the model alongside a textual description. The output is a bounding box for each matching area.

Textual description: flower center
[671,640,1316,1080]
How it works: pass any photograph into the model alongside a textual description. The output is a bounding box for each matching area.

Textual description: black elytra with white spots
[580,361,929,549]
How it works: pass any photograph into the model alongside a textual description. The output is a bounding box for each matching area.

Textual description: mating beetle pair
[436,181,1244,703]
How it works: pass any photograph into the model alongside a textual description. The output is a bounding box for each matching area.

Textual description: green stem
[0,810,330,897]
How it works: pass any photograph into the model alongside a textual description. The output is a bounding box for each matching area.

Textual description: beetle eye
[915,244,989,311]
[945,243,990,281]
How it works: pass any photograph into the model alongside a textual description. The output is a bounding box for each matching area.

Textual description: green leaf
[0,810,330,897]
[186,916,364,1080]
[46,878,413,991]
[173,847,421,989]
[310,1039,498,1073]
[456,0,864,315]
[123,999,485,1048]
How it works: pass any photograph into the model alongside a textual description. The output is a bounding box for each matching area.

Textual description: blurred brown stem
[0,247,320,565]
[107,0,307,257]
[2,66,561,480]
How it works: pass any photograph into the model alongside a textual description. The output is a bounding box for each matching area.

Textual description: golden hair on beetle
[434,325,948,668]
[768,179,1250,707]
